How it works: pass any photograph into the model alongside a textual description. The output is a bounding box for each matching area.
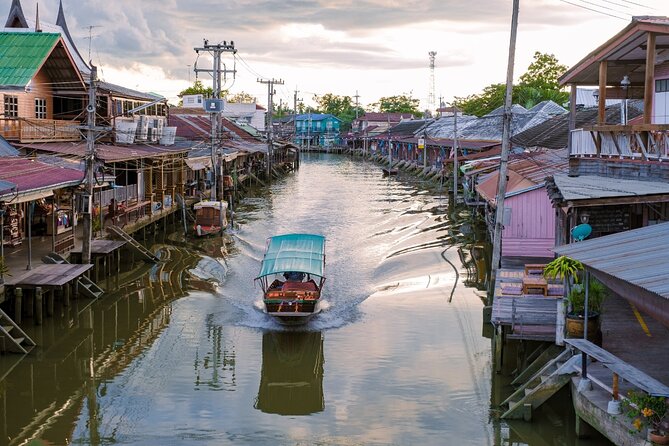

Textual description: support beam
[644,32,656,125]
[598,61,607,125]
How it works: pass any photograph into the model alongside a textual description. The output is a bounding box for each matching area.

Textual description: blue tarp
[256,233,326,279]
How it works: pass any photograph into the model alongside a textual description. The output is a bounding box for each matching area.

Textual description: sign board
[203,99,224,113]
[418,138,425,149]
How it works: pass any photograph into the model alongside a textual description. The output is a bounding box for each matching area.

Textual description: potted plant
[623,390,669,444]
[544,255,584,296]
[565,278,607,338]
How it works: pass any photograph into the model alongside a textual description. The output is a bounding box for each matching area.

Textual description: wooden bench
[524,263,547,276]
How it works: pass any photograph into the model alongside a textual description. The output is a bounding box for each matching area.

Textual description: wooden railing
[0,118,81,142]
[570,125,669,161]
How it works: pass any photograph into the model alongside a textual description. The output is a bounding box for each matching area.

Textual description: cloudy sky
[4,0,668,109]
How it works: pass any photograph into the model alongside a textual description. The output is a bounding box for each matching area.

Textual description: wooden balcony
[0,118,82,143]
[570,124,669,161]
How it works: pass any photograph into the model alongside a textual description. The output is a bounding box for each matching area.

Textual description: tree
[178,80,213,99]
[312,93,364,131]
[454,52,569,117]
[371,95,420,115]
[227,91,256,103]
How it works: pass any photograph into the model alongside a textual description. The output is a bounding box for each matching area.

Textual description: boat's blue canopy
[256,233,326,279]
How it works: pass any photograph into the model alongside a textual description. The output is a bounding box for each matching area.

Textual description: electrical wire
[559,0,629,20]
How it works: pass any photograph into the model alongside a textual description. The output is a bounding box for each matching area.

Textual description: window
[35,98,47,119]
[4,95,18,118]
[657,79,669,93]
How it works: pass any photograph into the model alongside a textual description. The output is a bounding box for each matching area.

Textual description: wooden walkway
[5,264,93,288]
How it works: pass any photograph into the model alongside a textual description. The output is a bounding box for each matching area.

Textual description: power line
[558,0,629,20]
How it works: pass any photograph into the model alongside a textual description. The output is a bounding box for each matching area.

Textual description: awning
[185,157,212,171]
[7,189,54,204]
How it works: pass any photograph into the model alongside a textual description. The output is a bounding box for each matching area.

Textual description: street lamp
[621,75,631,125]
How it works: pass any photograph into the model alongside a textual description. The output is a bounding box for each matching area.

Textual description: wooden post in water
[64,282,71,306]
[35,287,43,325]
[47,289,54,317]
[14,287,22,324]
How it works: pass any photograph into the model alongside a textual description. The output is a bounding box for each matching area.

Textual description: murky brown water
[0,153,612,445]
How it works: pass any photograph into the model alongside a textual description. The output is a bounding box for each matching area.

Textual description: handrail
[566,338,669,397]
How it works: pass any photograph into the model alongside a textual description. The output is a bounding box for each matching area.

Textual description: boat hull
[194,224,221,237]
[266,310,320,326]
[263,299,320,325]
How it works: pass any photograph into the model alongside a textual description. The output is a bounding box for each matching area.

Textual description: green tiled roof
[0,32,60,87]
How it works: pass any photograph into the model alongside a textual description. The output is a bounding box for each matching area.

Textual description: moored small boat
[193,200,228,236]
[255,233,326,325]
[382,168,398,176]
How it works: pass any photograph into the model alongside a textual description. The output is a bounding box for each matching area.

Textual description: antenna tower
[428,51,437,111]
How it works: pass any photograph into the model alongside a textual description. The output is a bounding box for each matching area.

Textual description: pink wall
[502,187,555,258]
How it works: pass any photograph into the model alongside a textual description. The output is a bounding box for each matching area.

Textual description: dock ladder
[107,226,160,263]
[501,348,578,420]
[42,253,104,300]
[0,308,36,354]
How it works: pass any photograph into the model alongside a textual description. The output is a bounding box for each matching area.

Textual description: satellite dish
[571,223,592,242]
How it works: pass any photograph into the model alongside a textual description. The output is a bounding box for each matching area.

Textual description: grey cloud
[3,0,592,81]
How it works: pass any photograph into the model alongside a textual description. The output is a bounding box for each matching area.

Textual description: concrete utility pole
[193,40,237,200]
[82,65,98,265]
[354,90,360,120]
[258,78,285,178]
[490,0,520,302]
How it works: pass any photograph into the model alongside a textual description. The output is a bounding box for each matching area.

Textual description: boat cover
[257,234,326,279]
[194,200,228,210]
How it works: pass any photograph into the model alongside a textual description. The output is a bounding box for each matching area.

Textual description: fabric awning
[185,157,212,171]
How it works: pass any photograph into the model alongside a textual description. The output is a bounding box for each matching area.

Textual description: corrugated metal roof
[19,142,187,162]
[0,179,17,195]
[554,222,669,298]
[295,113,340,122]
[97,81,165,102]
[552,174,669,201]
[0,157,82,199]
[0,32,59,87]
[0,135,18,157]
[511,100,644,150]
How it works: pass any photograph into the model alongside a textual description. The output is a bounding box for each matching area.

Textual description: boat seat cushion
[282,281,318,292]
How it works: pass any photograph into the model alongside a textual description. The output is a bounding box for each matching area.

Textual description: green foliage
[453,52,569,117]
[178,80,214,101]
[370,95,420,116]
[543,256,584,283]
[313,93,364,131]
[566,279,607,315]
[623,390,668,434]
[227,91,256,103]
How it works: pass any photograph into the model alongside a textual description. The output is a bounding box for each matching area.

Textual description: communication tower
[428,51,437,111]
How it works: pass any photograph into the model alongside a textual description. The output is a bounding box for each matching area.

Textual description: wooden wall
[502,188,556,258]
[0,70,54,120]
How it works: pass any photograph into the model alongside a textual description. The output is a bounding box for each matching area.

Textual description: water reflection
[0,246,201,445]
[255,331,324,415]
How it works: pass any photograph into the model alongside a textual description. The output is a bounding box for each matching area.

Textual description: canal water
[0,154,612,445]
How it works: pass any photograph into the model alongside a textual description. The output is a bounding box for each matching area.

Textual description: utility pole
[293,88,302,146]
[82,65,98,265]
[354,90,360,120]
[193,40,237,201]
[490,0,520,301]
[258,78,285,178]
[438,96,444,118]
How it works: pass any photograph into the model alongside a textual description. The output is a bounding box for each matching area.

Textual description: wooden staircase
[0,308,36,354]
[41,253,104,299]
[107,226,160,262]
[501,348,578,420]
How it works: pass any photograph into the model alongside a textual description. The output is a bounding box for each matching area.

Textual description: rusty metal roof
[19,142,187,162]
[554,222,669,299]
[0,156,82,199]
